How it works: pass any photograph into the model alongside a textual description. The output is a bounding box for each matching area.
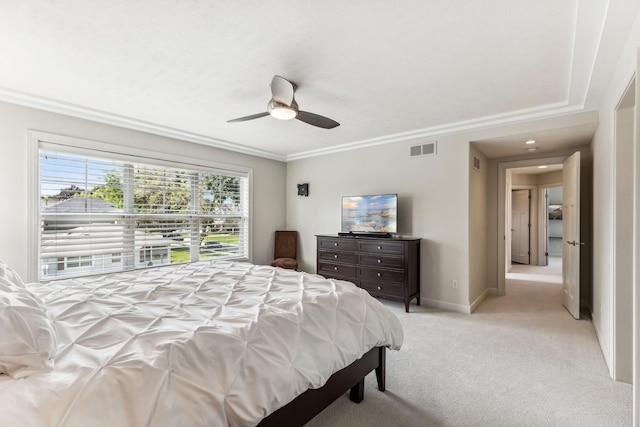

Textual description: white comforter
[0,260,403,427]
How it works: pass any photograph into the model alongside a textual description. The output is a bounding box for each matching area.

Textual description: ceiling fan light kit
[228,75,340,129]
[268,99,298,120]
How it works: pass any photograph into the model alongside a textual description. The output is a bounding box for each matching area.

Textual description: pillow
[0,260,25,288]
[0,277,58,378]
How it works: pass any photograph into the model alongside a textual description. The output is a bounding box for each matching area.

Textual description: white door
[562,152,580,319]
[543,188,549,266]
[511,190,530,264]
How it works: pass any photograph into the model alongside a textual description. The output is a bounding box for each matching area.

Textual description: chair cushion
[271,258,298,270]
[274,231,297,259]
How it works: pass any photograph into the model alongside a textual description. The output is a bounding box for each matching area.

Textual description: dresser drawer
[360,280,404,298]
[318,237,356,252]
[358,254,404,269]
[357,240,404,255]
[318,250,356,264]
[359,268,405,284]
[318,262,356,281]
[317,235,420,312]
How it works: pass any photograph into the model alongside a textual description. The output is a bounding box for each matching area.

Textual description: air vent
[410,141,437,157]
[422,143,436,155]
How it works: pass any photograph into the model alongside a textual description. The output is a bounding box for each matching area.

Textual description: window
[36,135,250,280]
[65,255,92,269]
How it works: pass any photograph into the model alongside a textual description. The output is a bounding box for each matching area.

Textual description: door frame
[613,75,634,383]
[497,156,568,295]
[511,186,536,266]
[538,183,563,266]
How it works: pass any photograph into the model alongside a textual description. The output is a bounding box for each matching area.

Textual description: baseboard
[420,297,471,314]
[469,289,490,313]
[591,312,613,378]
[487,287,499,295]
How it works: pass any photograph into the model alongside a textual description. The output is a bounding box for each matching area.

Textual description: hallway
[507,256,562,284]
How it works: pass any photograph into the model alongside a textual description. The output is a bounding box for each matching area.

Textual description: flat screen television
[341,194,398,234]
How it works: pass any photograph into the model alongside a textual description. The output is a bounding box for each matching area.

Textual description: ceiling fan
[227,75,340,129]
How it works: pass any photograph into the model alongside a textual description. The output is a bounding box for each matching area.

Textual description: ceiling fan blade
[271,75,295,106]
[296,111,340,129]
[227,112,270,123]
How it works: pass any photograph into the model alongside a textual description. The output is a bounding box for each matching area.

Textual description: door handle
[566,241,586,246]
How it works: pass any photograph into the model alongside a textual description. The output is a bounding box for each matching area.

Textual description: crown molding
[0,86,589,164]
[286,101,585,161]
[0,87,287,162]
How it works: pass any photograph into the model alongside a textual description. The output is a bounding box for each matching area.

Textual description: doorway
[497,156,568,296]
[507,170,563,287]
[545,186,563,264]
[511,189,530,265]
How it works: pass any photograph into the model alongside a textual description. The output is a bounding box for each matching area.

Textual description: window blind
[39,149,249,280]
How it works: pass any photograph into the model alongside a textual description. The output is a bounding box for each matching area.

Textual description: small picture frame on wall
[297,183,309,197]
[548,204,562,220]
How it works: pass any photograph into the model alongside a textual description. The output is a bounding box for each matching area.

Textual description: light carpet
[305,262,632,426]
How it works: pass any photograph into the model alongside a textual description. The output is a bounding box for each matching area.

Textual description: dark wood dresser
[316,234,421,312]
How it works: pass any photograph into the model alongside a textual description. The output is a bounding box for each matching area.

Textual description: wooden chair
[270,230,298,270]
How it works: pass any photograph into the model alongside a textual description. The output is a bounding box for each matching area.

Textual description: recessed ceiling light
[538,165,548,169]
[525,140,536,145]
[526,147,538,152]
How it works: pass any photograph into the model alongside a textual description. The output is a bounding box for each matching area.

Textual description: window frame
[28,131,253,282]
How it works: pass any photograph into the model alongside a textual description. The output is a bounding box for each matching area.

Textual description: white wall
[468,145,489,309]
[590,9,640,376]
[0,101,287,280]
[287,111,599,312]
[286,137,471,311]
[614,102,634,383]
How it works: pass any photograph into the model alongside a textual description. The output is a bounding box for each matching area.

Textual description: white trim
[246,168,254,263]
[633,48,640,427]
[287,102,584,161]
[31,131,252,177]
[592,311,614,378]
[0,88,286,162]
[421,297,472,314]
[0,86,589,164]
[612,76,635,384]
[27,132,40,283]
[470,288,490,313]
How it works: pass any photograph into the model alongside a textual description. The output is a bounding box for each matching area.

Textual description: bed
[0,259,403,426]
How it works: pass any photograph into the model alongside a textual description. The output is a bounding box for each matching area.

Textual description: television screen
[341,194,397,233]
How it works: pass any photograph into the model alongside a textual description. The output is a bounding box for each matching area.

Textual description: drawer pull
[377,286,381,290]
[334,266,338,271]
[377,259,382,264]
[334,254,338,259]
[377,272,381,277]
[377,246,382,250]
[334,243,338,247]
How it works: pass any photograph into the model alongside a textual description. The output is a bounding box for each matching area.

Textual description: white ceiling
[510,164,564,175]
[0,1,635,161]
[471,122,599,159]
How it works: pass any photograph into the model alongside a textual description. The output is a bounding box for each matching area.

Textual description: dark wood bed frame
[257,346,386,426]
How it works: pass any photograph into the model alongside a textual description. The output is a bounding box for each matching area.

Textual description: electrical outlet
[452,280,458,289]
